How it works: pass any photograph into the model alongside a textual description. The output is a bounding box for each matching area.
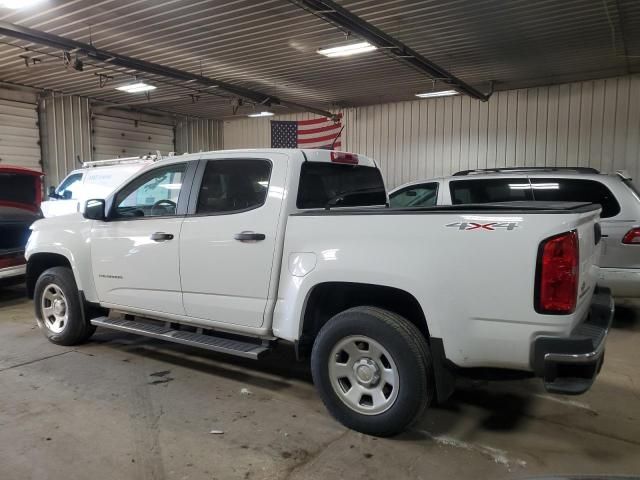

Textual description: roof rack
[82,154,161,169]
[452,167,600,176]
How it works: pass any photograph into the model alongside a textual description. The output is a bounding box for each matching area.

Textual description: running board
[90,316,270,359]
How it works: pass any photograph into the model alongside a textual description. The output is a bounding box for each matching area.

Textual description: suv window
[450,178,532,204]
[530,178,621,218]
[390,183,439,208]
[297,162,387,209]
[56,173,83,199]
[113,164,186,218]
[196,159,271,214]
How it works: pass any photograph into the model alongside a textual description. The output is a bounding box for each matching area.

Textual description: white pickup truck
[25,149,613,436]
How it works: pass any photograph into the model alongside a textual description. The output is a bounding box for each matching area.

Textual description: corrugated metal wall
[39,93,92,187]
[224,75,640,189]
[0,88,41,170]
[92,114,175,161]
[175,117,223,154]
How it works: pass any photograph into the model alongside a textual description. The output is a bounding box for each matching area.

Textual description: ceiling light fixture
[247,111,274,118]
[318,41,377,58]
[0,0,44,8]
[115,82,157,93]
[415,90,459,98]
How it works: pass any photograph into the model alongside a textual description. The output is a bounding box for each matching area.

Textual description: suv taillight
[622,228,640,244]
[535,230,579,314]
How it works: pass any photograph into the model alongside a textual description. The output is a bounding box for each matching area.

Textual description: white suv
[390,167,640,300]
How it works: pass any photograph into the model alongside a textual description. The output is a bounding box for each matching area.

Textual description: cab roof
[153,149,378,169]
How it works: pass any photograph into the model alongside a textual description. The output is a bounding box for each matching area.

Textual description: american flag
[271,115,342,149]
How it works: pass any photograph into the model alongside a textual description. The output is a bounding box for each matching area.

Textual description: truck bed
[275,201,602,372]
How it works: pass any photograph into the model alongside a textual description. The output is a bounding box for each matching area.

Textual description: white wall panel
[223,75,640,190]
[92,114,174,161]
[175,117,223,154]
[0,95,40,170]
[39,92,92,187]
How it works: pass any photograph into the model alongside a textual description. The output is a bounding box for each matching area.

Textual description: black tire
[311,306,434,437]
[34,266,96,346]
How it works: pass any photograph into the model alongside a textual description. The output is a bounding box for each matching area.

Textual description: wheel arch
[298,281,431,357]
[26,253,73,299]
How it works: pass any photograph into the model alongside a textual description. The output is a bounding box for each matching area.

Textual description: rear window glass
[297,162,387,209]
[450,178,532,204]
[623,178,640,199]
[0,173,37,205]
[530,178,620,218]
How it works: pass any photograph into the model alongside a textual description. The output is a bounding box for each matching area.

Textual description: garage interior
[1,1,640,479]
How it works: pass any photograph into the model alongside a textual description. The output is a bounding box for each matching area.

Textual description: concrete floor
[1,284,639,480]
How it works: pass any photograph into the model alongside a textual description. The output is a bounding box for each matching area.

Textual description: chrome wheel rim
[328,335,399,415]
[40,284,68,334]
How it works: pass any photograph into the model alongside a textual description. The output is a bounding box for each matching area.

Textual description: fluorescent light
[247,111,274,118]
[116,82,157,93]
[318,42,377,58]
[0,0,44,8]
[532,183,559,190]
[415,90,459,98]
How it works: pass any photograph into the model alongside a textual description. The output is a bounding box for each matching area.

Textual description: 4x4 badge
[446,222,519,231]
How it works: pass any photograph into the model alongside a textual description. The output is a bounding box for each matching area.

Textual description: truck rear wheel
[311,306,434,436]
[34,267,96,346]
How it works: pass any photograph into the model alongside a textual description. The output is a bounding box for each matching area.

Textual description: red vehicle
[0,166,43,285]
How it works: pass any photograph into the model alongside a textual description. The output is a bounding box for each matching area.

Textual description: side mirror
[83,199,106,221]
[48,186,57,198]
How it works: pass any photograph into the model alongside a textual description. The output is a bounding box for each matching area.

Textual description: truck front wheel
[311,306,434,436]
[34,267,96,346]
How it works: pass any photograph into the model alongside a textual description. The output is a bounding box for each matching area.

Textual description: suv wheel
[34,267,96,346]
[311,306,434,436]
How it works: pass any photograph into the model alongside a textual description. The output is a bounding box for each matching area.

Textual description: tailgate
[574,208,602,309]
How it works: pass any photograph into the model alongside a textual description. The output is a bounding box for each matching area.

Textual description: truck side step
[90,316,270,359]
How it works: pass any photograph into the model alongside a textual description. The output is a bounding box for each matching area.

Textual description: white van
[41,156,158,218]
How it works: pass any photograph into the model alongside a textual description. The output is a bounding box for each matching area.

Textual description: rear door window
[196,159,271,214]
[449,178,532,204]
[297,162,387,209]
[530,178,621,218]
[390,183,439,207]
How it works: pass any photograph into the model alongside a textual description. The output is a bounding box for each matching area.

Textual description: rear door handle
[150,232,174,242]
[234,231,266,242]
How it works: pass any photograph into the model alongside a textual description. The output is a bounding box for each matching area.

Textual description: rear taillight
[535,230,579,314]
[622,228,640,244]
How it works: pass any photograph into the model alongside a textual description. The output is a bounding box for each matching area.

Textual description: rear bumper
[598,267,640,298]
[532,287,614,395]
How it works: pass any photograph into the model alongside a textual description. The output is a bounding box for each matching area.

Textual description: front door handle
[234,231,266,242]
[150,232,174,242]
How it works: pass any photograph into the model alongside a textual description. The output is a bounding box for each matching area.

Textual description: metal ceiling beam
[290,0,491,101]
[0,21,338,119]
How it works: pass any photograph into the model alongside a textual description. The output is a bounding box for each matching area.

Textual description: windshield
[55,173,83,199]
[0,172,38,206]
[297,162,387,209]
